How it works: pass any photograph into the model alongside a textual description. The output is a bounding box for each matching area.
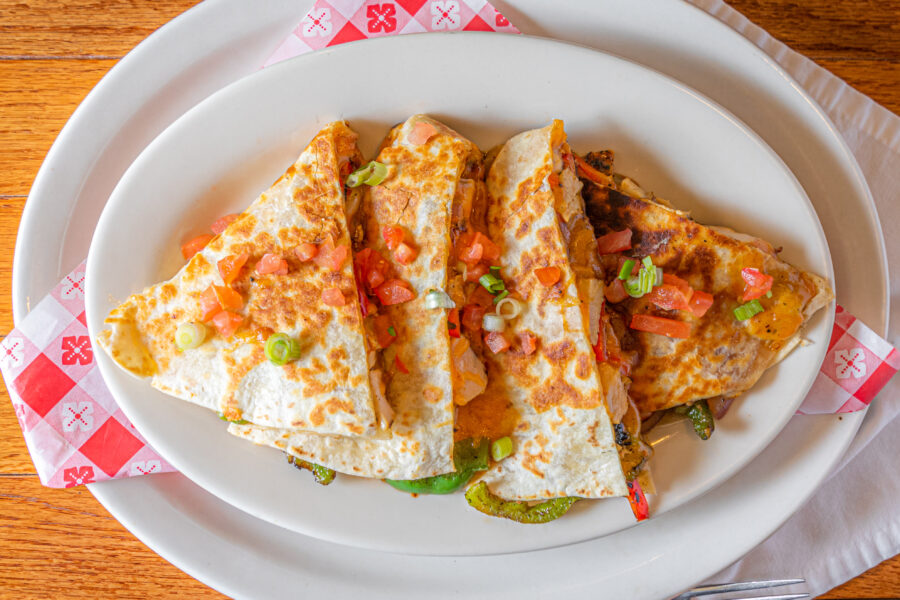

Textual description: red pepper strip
[630,314,691,339]
[447,308,461,338]
[627,480,650,521]
[573,153,612,186]
[394,354,410,374]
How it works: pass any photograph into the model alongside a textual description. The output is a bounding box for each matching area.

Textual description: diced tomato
[256,253,289,276]
[394,242,418,265]
[473,232,500,261]
[605,278,629,304]
[689,290,714,318]
[355,247,391,292]
[408,121,438,145]
[211,311,243,338]
[456,231,499,266]
[627,480,650,522]
[382,226,404,251]
[573,154,611,186]
[181,234,214,260]
[373,314,396,348]
[468,285,496,309]
[534,266,561,287]
[375,279,416,305]
[662,273,693,301]
[484,331,511,354]
[519,332,537,355]
[647,284,691,311]
[210,213,240,235]
[213,285,243,311]
[394,354,410,374]
[448,309,461,338]
[295,243,318,262]
[199,286,222,322]
[314,240,350,272]
[465,262,489,283]
[461,304,486,332]
[596,229,633,254]
[629,314,691,339]
[217,253,249,285]
[740,267,774,301]
[322,287,346,307]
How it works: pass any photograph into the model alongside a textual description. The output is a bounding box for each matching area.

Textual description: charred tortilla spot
[309,398,356,427]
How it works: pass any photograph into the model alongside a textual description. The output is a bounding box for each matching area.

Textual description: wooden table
[0,1,897,597]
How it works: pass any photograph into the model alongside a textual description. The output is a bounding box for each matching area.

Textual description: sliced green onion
[491,436,513,461]
[424,289,456,309]
[346,161,388,188]
[642,256,654,270]
[655,267,663,287]
[483,314,507,332]
[218,413,249,425]
[493,290,509,304]
[618,259,636,280]
[479,273,505,293]
[490,266,501,273]
[387,326,396,337]
[624,277,644,298]
[765,290,773,298]
[175,322,207,351]
[638,266,655,295]
[265,333,302,366]
[495,297,523,320]
[733,299,764,321]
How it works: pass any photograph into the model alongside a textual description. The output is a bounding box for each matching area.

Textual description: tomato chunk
[211,311,243,338]
[647,284,691,311]
[596,229,633,255]
[256,253,289,276]
[448,309,461,338]
[629,314,690,339]
[382,226,404,251]
[394,242,418,265]
[408,121,437,145]
[213,285,243,311]
[461,304,486,332]
[605,278,628,304]
[456,231,499,266]
[373,314,396,348]
[689,290,714,318]
[355,247,391,292]
[534,266,561,287]
[394,354,410,374]
[468,286,495,309]
[741,267,774,301]
[322,287,346,307]
[662,273,693,301]
[314,240,349,272]
[199,286,222,322]
[181,234,214,260]
[295,243,318,262]
[484,331,511,354]
[465,262,489,283]
[217,253,249,285]
[210,213,240,235]
[519,332,537,355]
[375,279,415,305]
[473,232,500,261]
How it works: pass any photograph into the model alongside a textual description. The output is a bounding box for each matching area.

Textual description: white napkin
[690,0,900,595]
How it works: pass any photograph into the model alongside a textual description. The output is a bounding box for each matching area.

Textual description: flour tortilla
[97,121,384,437]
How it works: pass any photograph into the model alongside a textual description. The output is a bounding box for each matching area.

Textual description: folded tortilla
[468,121,629,501]
[231,115,487,479]
[97,121,385,437]
[580,158,834,416]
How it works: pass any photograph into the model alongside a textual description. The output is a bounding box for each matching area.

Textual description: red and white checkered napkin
[1,261,174,488]
[2,0,897,489]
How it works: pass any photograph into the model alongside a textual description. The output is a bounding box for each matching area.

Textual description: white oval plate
[85,32,833,556]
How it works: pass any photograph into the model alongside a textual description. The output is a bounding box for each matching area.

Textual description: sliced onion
[175,322,206,350]
[495,297,522,320]
[482,314,507,332]
[424,289,456,309]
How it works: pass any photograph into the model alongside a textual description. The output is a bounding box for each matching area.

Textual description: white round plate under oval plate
[85,33,833,556]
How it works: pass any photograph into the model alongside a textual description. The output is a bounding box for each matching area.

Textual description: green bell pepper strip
[286,454,336,486]
[674,399,715,440]
[464,481,579,524]
[384,438,489,495]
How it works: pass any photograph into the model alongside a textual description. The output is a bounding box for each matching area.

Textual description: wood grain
[0,0,897,598]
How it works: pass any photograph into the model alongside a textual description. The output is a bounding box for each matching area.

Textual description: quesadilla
[98,121,388,437]
[577,150,834,419]
[230,115,490,480]
[459,121,652,513]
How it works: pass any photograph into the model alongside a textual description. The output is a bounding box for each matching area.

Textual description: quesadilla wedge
[458,121,652,521]
[577,150,833,425]
[98,121,388,437]
[230,115,491,480]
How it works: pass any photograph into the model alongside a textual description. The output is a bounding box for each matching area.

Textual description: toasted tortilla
[470,121,628,501]
[230,115,485,479]
[98,121,384,437]
[581,172,834,416]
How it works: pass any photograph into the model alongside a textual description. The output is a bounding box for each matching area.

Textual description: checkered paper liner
[3,1,896,489]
